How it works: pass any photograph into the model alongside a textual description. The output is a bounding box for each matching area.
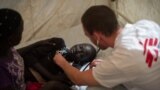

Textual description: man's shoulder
[134,19,160,30]
[118,19,160,45]
[135,19,158,25]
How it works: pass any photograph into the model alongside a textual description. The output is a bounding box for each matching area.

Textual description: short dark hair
[0,8,23,56]
[81,5,118,36]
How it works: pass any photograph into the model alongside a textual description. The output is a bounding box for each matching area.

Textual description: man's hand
[53,51,100,86]
[53,52,68,67]
[90,59,103,69]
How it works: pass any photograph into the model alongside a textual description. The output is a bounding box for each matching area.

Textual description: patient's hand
[89,59,103,69]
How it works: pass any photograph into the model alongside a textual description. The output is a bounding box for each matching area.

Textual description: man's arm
[53,52,100,86]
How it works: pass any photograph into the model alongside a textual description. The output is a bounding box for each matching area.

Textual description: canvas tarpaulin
[0,0,159,48]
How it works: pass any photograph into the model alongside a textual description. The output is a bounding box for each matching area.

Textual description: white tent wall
[1,0,159,48]
[0,0,111,48]
[115,0,160,25]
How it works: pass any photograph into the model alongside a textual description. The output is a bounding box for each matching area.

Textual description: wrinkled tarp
[0,0,159,48]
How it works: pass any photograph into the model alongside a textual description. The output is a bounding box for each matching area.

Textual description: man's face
[83,27,109,50]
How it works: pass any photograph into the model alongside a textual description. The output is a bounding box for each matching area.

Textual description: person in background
[53,5,160,90]
[0,8,25,90]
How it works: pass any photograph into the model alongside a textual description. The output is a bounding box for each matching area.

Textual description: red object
[139,38,159,68]
[26,82,43,90]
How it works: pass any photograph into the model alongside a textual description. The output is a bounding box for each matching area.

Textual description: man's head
[81,5,119,49]
[0,8,23,56]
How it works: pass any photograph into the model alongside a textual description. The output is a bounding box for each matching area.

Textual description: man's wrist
[56,58,68,69]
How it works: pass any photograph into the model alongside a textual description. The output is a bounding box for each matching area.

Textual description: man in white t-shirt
[53,5,160,90]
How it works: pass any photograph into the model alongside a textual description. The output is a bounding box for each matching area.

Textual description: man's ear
[93,31,101,41]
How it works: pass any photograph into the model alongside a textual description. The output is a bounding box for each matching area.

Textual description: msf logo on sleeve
[139,38,159,68]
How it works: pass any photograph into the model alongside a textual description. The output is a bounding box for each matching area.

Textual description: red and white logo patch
[139,38,159,68]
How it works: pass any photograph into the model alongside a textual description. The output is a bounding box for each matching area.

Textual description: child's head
[0,8,23,56]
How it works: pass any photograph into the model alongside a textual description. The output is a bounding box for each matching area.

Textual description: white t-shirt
[93,20,160,90]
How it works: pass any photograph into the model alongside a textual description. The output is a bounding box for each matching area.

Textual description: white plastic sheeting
[116,0,160,25]
[0,0,159,48]
[0,0,111,48]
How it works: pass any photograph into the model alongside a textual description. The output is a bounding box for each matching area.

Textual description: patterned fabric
[0,48,25,90]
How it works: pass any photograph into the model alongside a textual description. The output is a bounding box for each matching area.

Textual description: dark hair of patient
[0,8,23,57]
